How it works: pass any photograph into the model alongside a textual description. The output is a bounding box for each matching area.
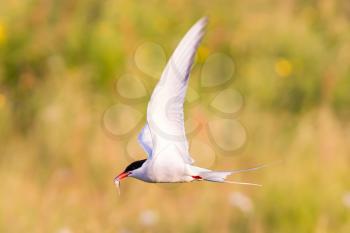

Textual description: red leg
[192,175,202,180]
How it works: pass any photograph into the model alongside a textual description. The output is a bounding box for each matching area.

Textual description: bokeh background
[1,0,350,232]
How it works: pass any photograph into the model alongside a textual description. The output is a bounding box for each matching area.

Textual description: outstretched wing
[146,17,207,164]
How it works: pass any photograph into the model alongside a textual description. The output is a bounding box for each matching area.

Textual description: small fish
[114,178,121,195]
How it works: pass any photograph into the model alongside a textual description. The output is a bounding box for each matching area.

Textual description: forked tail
[194,164,270,187]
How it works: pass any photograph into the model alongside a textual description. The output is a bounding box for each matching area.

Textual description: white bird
[114,17,264,192]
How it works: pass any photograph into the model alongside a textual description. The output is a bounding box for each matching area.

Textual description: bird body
[114,17,264,192]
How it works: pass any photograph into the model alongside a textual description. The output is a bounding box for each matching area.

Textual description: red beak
[114,172,130,182]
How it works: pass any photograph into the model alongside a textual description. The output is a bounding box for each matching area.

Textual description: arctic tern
[114,17,265,193]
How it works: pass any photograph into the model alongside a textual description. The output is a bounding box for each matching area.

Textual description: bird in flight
[114,17,264,193]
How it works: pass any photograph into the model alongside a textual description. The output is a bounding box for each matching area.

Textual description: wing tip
[195,16,209,33]
[198,16,209,26]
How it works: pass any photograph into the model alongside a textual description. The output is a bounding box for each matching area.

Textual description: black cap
[124,159,146,172]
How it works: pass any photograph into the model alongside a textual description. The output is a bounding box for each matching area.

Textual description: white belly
[144,162,191,183]
[138,143,195,183]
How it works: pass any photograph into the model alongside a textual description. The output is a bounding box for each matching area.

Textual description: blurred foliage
[0,0,350,232]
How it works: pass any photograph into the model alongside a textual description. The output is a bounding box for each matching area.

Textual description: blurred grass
[1,0,350,232]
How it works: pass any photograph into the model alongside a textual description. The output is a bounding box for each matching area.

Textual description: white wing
[145,17,207,164]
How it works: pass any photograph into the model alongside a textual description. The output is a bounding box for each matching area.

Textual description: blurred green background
[1,0,350,232]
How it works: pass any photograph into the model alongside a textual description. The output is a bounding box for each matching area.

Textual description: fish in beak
[114,172,130,195]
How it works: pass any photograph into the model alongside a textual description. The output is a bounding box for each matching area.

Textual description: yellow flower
[197,46,210,63]
[275,58,293,77]
[0,22,7,45]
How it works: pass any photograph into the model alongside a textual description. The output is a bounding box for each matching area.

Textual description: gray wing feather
[137,124,153,158]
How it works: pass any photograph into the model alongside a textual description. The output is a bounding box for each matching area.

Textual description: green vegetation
[0,0,350,232]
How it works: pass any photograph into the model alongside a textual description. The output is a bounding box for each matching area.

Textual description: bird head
[114,159,146,194]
